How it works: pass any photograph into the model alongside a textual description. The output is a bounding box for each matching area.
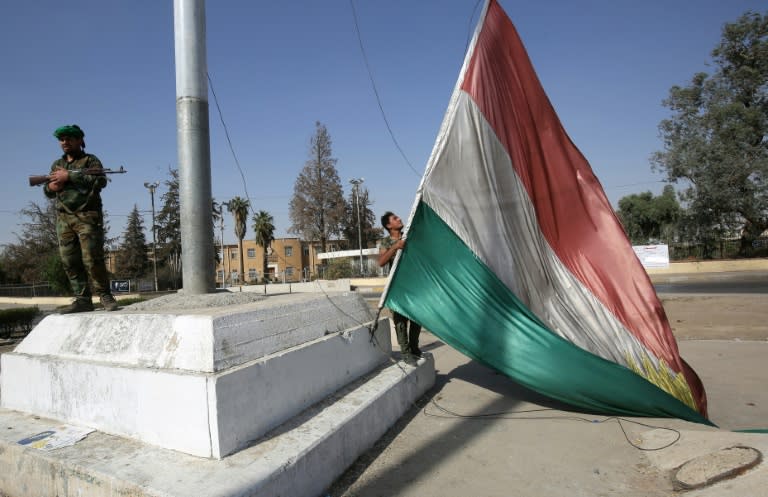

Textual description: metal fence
[668,236,768,261]
[0,282,58,298]
[2,238,766,297]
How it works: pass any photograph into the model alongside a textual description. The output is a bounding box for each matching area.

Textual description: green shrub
[0,306,41,338]
[42,255,72,296]
[325,259,353,279]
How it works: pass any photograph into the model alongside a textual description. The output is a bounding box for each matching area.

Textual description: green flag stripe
[386,201,711,425]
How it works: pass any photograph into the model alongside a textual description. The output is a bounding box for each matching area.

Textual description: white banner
[632,244,669,269]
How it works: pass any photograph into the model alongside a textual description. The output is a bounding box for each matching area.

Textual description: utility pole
[144,181,160,292]
[349,178,364,275]
[174,0,214,294]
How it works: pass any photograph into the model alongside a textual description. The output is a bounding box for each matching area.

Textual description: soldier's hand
[49,168,69,184]
[393,239,406,250]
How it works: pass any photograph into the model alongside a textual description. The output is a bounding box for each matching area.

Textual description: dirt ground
[659,294,767,340]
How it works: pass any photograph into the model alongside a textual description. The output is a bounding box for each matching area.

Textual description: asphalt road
[360,271,768,301]
[651,270,768,294]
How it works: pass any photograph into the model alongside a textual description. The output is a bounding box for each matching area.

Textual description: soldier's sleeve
[68,154,108,191]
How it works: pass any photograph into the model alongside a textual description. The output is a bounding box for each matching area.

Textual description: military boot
[100,294,119,311]
[60,298,95,314]
[409,324,422,358]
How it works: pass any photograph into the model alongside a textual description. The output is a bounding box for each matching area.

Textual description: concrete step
[0,354,435,497]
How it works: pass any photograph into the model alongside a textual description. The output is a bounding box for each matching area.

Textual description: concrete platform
[2,292,389,459]
[0,355,436,497]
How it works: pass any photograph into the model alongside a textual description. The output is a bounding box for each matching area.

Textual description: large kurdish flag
[381,0,709,424]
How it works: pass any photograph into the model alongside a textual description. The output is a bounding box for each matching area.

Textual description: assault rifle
[29,166,127,187]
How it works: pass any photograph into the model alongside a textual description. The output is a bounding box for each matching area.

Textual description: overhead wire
[207,72,254,211]
[349,0,420,177]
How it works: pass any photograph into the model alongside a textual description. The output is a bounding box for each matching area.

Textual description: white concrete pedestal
[0,292,436,496]
[1,292,390,458]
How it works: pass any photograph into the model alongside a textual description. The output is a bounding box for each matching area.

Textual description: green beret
[53,124,85,139]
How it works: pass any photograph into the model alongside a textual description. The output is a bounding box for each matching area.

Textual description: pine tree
[342,186,383,250]
[155,168,181,287]
[289,121,346,253]
[115,205,149,280]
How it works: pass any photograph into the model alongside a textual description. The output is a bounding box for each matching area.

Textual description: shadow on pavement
[327,356,590,497]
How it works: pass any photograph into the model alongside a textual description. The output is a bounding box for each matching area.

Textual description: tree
[226,196,250,284]
[115,205,149,280]
[0,200,60,283]
[212,199,223,266]
[289,121,346,253]
[341,186,384,251]
[652,11,768,255]
[325,258,353,279]
[155,168,181,269]
[252,210,275,283]
[154,168,182,288]
[617,186,682,244]
[42,253,71,295]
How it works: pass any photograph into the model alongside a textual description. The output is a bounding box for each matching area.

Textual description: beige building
[215,238,346,285]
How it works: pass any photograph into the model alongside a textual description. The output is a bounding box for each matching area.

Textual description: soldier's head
[53,124,85,155]
[381,211,403,233]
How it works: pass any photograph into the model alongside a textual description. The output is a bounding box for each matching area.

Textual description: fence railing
[0,282,58,298]
[668,236,768,261]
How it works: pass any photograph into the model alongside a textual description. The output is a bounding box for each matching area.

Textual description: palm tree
[225,196,250,284]
[252,210,275,283]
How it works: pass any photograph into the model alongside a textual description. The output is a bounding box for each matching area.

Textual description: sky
[1,0,765,247]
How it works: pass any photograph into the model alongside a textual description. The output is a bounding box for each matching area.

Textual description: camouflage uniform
[381,235,422,359]
[43,152,111,302]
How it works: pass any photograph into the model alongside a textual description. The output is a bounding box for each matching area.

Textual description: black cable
[465,0,484,53]
[207,72,253,211]
[424,398,682,451]
[349,0,420,177]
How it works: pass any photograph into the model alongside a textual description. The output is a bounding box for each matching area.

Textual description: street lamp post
[349,178,364,275]
[219,211,225,288]
[143,181,160,292]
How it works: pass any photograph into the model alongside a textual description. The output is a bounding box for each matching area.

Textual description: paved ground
[1,292,766,496]
[327,295,768,497]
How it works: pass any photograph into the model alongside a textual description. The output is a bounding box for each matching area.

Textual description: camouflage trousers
[393,311,422,356]
[56,210,110,300]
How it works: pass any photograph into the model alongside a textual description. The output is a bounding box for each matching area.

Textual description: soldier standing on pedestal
[44,124,119,313]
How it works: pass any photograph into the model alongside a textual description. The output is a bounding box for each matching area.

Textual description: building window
[286,267,294,277]
[285,246,293,257]
[303,246,309,256]
[230,250,238,260]
[217,270,224,280]
[231,271,239,282]
[248,268,257,280]
[247,248,256,258]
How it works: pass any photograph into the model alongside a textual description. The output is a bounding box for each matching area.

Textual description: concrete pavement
[1,264,766,496]
[327,330,768,497]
